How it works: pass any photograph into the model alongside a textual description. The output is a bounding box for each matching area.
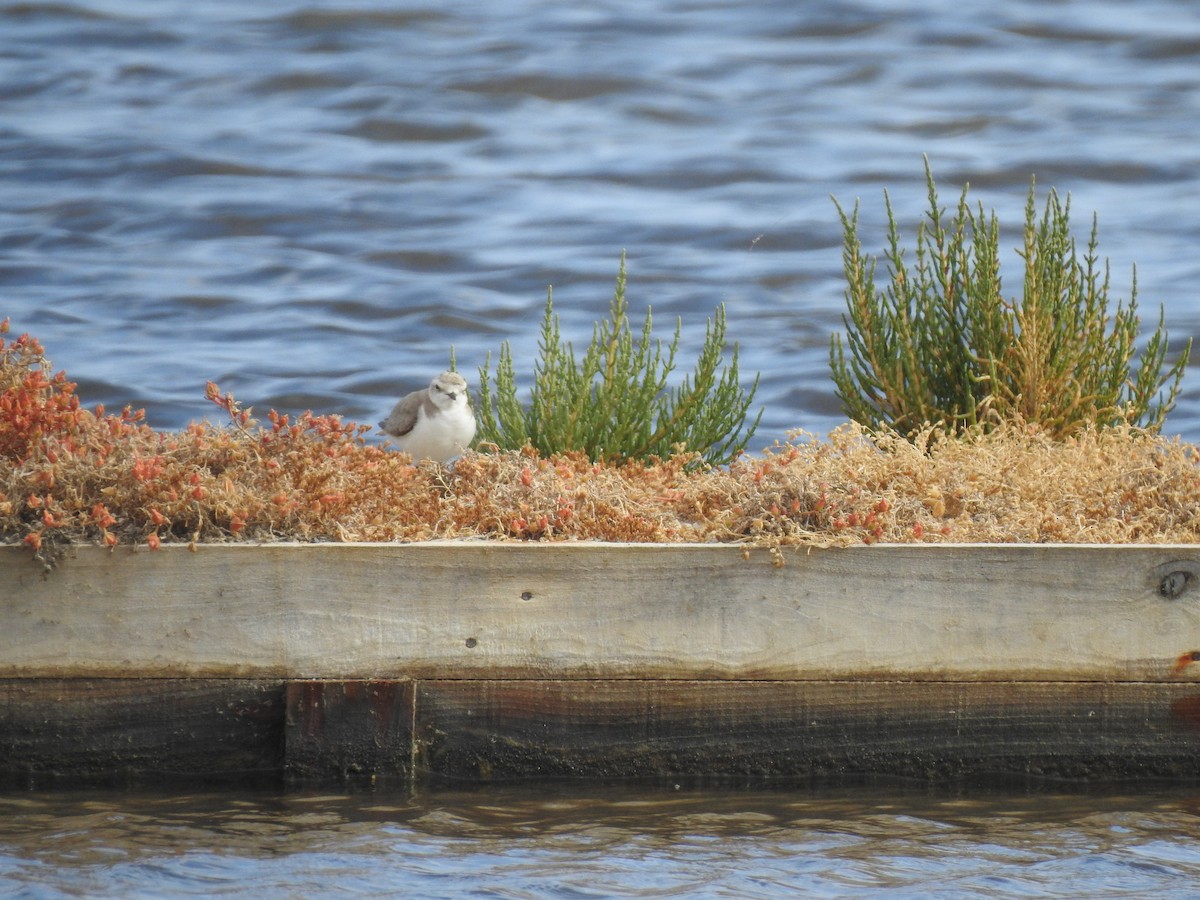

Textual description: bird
[378,371,476,463]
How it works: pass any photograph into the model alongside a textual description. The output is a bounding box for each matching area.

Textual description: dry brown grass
[2,322,1198,567]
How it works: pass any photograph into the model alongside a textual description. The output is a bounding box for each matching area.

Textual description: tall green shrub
[831,161,1190,437]
[476,254,761,465]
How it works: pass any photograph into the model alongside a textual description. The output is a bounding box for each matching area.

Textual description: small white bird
[378,371,476,463]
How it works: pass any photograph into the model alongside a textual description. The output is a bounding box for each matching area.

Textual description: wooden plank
[284,680,413,779]
[3,675,1200,783]
[414,679,1200,781]
[2,543,1200,681]
[0,679,283,780]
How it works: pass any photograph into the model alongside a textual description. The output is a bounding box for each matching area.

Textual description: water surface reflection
[4,781,1200,896]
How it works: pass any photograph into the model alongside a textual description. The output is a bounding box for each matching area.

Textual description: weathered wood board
[285,680,413,779]
[6,677,1200,782]
[411,679,1200,781]
[3,543,1200,681]
[0,679,283,780]
[3,542,1200,782]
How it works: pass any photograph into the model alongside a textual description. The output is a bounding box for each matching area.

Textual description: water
[5,1,1200,894]
[1,0,1198,447]
[3,783,1200,898]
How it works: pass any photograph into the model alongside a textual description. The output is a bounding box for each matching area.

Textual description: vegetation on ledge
[475,253,761,466]
[832,160,1191,438]
[2,323,1198,569]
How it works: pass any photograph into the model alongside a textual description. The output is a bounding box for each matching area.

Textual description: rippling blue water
[2,0,1198,447]
[4,784,1200,898]
[4,1,1200,892]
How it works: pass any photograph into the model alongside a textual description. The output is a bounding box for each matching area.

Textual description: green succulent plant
[831,159,1190,438]
[476,254,761,466]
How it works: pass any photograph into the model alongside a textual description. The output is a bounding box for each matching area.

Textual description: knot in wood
[1160,570,1193,599]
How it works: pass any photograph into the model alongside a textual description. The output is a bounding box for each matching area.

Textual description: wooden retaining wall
[3,542,1200,783]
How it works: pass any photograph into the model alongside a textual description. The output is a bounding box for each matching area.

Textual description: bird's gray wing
[379,390,424,436]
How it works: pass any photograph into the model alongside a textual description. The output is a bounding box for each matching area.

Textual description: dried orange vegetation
[1,322,1198,566]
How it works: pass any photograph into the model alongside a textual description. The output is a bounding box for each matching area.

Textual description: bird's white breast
[396,398,476,462]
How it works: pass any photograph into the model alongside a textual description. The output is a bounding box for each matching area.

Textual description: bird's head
[429,371,470,408]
